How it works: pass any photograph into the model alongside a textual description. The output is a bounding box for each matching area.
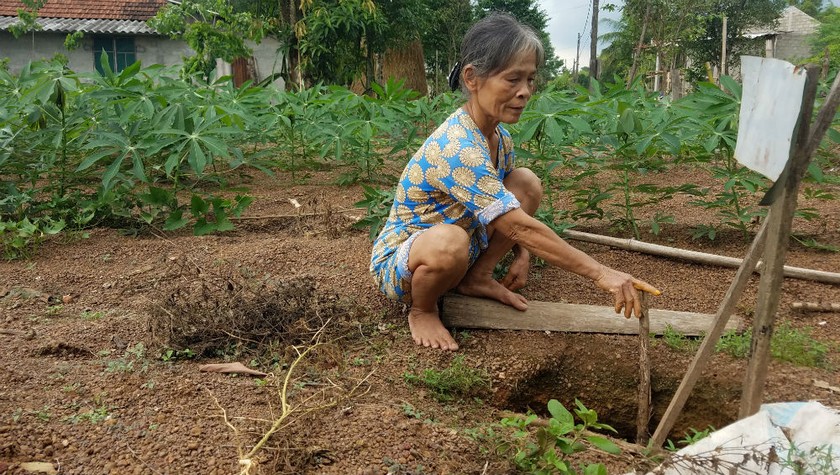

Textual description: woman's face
[470,53,537,125]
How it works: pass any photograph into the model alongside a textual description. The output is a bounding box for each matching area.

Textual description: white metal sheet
[734,56,807,182]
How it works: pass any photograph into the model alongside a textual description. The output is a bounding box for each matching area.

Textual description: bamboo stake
[636,292,651,445]
[562,229,840,286]
[650,218,769,448]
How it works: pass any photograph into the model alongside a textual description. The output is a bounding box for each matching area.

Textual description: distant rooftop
[0,0,168,35]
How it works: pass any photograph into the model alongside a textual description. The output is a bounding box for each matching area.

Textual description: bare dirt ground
[1,164,839,475]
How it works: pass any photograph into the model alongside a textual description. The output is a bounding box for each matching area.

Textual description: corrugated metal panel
[0,16,158,35]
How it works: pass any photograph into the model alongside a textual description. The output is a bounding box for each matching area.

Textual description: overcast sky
[537,0,622,70]
[536,0,840,70]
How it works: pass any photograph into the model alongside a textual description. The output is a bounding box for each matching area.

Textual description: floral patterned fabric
[369,107,521,303]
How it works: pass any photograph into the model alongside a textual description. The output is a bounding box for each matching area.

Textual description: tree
[419,0,473,93]
[810,5,840,72]
[682,0,787,82]
[149,0,266,81]
[788,0,825,17]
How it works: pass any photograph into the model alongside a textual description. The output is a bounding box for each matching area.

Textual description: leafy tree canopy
[810,5,840,71]
[149,0,266,81]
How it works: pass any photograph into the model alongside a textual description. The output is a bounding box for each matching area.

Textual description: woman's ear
[462,64,478,92]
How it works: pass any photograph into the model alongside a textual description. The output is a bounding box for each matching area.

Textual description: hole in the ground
[495,346,742,443]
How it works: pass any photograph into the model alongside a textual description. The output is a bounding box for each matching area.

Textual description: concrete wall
[1,31,284,90]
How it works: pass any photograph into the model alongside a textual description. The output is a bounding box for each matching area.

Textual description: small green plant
[353,185,394,240]
[781,443,837,475]
[80,310,105,320]
[402,355,490,402]
[45,304,64,315]
[11,408,23,423]
[66,404,110,424]
[32,405,52,422]
[351,357,370,366]
[160,347,197,361]
[500,399,620,475]
[401,402,432,423]
[665,426,715,451]
[660,325,701,352]
[0,218,64,260]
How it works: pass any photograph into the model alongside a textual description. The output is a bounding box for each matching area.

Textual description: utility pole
[720,16,728,80]
[589,0,599,88]
[574,33,581,79]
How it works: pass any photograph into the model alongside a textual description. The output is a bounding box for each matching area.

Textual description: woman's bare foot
[408,308,459,351]
[456,270,529,310]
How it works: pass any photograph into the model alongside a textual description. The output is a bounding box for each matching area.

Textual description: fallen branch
[791,301,840,312]
[563,229,840,285]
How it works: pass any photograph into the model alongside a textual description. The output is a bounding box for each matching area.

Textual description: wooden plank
[636,293,651,445]
[740,65,822,418]
[440,294,740,336]
[650,217,769,448]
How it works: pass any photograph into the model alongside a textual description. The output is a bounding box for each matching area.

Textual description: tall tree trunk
[589,0,600,89]
[280,0,303,90]
[627,3,651,88]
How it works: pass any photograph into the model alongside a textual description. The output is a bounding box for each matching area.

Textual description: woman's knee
[409,225,470,271]
[504,168,543,212]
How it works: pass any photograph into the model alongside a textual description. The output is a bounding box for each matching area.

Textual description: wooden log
[440,294,739,336]
[791,302,840,312]
[636,293,651,445]
[562,229,840,286]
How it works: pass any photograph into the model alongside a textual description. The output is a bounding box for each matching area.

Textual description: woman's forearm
[495,209,603,280]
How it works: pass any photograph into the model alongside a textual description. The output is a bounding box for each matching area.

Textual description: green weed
[402,355,490,402]
[66,404,110,424]
[717,323,830,368]
[80,310,105,321]
[665,426,715,452]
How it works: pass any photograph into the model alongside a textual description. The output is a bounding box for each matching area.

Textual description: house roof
[0,0,170,35]
[0,16,158,34]
[0,0,168,21]
[744,6,820,38]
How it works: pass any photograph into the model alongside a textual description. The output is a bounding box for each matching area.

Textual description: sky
[537,0,623,71]
[537,0,840,71]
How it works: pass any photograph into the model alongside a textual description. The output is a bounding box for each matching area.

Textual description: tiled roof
[0,16,157,34]
[0,0,168,21]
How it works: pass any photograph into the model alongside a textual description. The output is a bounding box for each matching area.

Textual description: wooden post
[589,0,599,88]
[720,16,728,79]
[650,218,769,448]
[636,293,651,445]
[739,66,821,418]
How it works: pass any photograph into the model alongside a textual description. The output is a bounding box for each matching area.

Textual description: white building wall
[2,32,283,90]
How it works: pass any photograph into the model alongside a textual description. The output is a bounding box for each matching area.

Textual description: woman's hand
[593,265,661,319]
[499,247,530,291]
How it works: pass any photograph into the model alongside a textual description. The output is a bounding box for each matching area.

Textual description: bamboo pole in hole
[650,218,769,448]
[636,292,651,445]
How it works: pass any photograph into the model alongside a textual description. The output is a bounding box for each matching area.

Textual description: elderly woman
[370,13,659,351]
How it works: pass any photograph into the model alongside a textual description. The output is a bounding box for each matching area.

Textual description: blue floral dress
[369,107,521,303]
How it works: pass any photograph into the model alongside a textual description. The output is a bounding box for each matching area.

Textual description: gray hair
[457,12,545,94]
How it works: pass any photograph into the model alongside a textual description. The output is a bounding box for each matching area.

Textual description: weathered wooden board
[440,294,740,336]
